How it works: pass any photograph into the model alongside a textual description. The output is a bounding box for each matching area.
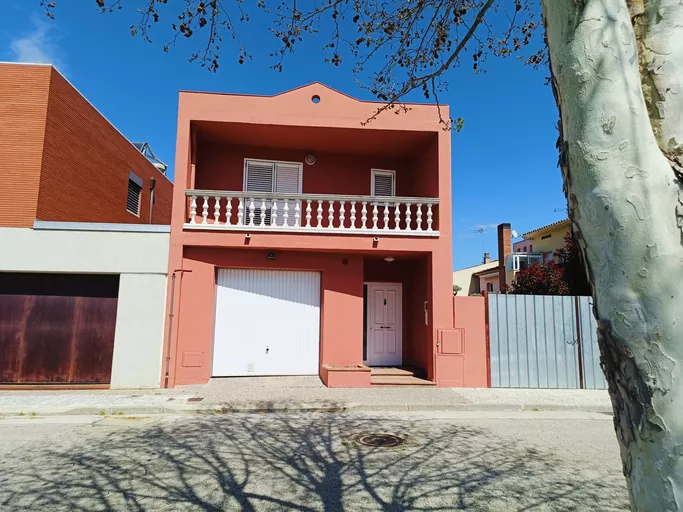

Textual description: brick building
[0,63,173,388]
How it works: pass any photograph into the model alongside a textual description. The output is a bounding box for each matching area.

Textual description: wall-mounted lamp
[383,256,395,263]
[267,252,276,260]
[305,154,317,165]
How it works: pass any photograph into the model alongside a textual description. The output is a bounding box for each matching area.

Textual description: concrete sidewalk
[0,376,613,416]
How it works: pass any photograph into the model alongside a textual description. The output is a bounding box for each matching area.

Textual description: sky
[1,2,567,269]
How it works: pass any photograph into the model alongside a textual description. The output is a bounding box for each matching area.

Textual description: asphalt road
[0,411,628,511]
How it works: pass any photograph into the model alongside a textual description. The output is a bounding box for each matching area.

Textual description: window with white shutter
[275,162,302,227]
[244,159,302,226]
[244,160,275,193]
[371,169,396,198]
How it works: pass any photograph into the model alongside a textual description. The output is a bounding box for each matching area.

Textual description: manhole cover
[354,434,405,448]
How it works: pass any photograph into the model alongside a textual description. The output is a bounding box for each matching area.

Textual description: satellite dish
[511,230,519,238]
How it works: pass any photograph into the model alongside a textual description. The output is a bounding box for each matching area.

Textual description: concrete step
[370,375,436,387]
[370,367,419,377]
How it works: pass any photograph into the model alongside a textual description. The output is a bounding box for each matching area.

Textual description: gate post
[574,296,584,389]
[484,290,491,388]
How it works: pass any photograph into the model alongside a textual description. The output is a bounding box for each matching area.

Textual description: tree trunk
[541,0,683,510]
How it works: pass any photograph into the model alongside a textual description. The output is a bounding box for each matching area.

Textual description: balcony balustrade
[184,190,439,236]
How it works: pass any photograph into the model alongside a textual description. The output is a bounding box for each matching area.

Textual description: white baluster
[248,198,255,226]
[260,199,267,227]
[372,203,379,230]
[427,203,434,231]
[226,197,233,226]
[405,203,412,231]
[361,202,368,230]
[383,202,390,230]
[328,200,335,229]
[294,201,301,228]
[350,202,357,230]
[214,197,221,224]
[305,200,312,228]
[283,200,289,227]
[189,195,197,224]
[339,201,346,230]
[317,201,323,229]
[415,203,423,231]
[394,202,401,231]
[271,200,278,227]
[201,196,209,224]
[237,198,244,226]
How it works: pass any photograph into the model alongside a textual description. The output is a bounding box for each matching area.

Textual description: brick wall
[36,69,172,224]
[0,64,51,227]
[497,223,512,289]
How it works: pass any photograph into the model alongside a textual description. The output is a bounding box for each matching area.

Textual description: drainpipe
[163,272,177,388]
[164,268,192,388]
[149,177,156,224]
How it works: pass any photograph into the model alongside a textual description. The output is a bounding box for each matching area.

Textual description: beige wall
[0,224,170,389]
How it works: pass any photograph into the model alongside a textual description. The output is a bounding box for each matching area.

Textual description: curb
[0,402,613,417]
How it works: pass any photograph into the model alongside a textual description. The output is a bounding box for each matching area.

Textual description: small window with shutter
[243,159,302,226]
[371,169,396,198]
[127,172,142,216]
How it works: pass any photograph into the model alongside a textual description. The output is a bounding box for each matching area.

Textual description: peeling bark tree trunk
[541,0,683,510]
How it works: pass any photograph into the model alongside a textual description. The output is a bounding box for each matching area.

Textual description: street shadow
[0,413,628,511]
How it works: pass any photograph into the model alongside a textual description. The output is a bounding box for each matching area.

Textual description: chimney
[497,223,512,290]
[483,252,491,264]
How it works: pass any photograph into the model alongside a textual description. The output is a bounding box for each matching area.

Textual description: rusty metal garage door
[0,273,119,385]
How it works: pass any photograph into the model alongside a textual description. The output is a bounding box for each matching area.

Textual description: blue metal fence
[487,294,606,390]
[576,296,608,390]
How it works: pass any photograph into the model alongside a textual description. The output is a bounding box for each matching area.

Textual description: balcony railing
[184,190,439,236]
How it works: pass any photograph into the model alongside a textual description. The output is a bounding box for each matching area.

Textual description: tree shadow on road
[0,412,628,511]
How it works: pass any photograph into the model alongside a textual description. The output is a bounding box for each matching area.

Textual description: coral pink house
[164,83,474,388]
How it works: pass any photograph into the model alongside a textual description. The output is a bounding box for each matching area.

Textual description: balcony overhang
[192,121,437,157]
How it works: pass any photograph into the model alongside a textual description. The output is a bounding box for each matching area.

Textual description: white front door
[212,269,321,376]
[366,283,402,366]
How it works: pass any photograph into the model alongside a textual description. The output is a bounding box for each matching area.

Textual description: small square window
[371,169,396,197]
[127,172,142,216]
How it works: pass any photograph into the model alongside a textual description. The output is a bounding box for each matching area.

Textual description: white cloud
[10,19,64,70]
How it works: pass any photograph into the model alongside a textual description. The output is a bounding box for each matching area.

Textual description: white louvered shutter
[275,162,302,227]
[245,160,275,193]
[245,160,275,225]
[372,171,395,198]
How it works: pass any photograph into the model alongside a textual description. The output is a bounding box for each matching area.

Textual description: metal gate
[487,294,606,389]
[0,273,119,384]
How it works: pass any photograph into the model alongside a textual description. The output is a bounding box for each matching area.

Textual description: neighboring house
[164,83,460,388]
[452,253,499,295]
[0,63,173,388]
[501,219,570,289]
[513,219,570,262]
[454,219,570,295]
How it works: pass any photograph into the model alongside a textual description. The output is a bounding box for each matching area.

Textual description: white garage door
[212,269,321,376]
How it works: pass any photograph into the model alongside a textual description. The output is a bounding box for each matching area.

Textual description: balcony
[506,253,543,271]
[185,190,439,236]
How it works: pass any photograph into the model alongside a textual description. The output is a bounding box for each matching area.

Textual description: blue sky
[1,2,567,269]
